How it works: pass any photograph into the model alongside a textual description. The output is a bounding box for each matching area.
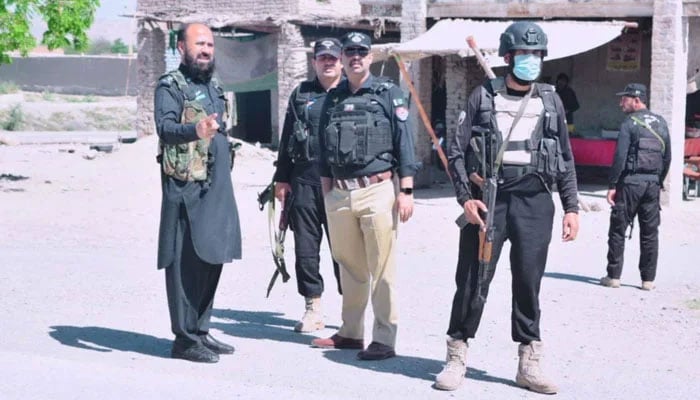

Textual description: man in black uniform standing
[600,83,671,291]
[154,23,242,363]
[435,21,579,393]
[311,32,419,361]
[273,38,343,333]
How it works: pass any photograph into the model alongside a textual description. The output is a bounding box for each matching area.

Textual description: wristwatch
[399,187,414,195]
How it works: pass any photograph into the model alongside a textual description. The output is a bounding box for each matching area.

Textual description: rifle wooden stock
[466,36,496,80]
[478,228,493,264]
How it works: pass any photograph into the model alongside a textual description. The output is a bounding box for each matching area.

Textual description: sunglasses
[343,47,369,57]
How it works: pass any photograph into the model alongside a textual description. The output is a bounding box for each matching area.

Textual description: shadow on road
[543,272,600,285]
[48,325,171,358]
[543,272,639,289]
[321,349,517,388]
[211,309,339,346]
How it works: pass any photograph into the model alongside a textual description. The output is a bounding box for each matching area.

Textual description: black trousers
[447,190,554,344]
[606,180,660,281]
[289,181,341,297]
[165,205,223,346]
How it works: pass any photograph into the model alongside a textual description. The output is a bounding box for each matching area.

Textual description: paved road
[1,136,698,399]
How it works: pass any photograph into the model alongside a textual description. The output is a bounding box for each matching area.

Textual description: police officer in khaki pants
[311,31,419,360]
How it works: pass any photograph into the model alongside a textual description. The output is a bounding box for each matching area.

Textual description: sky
[32,0,138,44]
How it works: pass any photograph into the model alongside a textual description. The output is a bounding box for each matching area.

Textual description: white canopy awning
[374,19,631,67]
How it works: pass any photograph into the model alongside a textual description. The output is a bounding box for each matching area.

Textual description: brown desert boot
[357,341,396,360]
[311,334,363,349]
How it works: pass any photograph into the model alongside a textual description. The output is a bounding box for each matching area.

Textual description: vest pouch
[635,137,663,174]
[536,137,565,182]
[288,120,311,163]
[543,110,559,135]
[338,120,361,166]
[161,100,210,182]
[324,121,358,167]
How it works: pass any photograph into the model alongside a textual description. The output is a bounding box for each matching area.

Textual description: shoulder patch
[458,110,466,126]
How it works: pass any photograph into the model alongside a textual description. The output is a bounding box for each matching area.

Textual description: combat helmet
[498,21,548,57]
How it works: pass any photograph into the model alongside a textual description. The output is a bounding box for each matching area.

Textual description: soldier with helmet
[600,83,671,291]
[435,21,580,393]
[311,31,419,361]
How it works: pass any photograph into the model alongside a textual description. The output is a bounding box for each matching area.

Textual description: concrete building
[134,0,400,146]
[135,0,700,201]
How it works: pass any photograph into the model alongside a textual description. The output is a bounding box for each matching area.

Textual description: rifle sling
[494,87,533,172]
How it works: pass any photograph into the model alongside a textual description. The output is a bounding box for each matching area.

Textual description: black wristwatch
[399,187,413,195]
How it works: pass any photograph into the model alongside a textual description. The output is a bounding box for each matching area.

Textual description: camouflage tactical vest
[158,70,226,182]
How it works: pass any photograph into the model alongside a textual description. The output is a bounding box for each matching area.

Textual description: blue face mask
[513,54,542,82]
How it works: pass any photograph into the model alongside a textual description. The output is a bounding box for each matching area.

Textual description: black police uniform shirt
[319,74,419,180]
[447,82,579,214]
[608,109,671,188]
[273,78,332,187]
[154,64,242,268]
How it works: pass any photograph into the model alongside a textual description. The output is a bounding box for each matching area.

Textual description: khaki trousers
[324,179,398,347]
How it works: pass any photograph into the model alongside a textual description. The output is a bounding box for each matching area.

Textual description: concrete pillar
[136,24,166,137]
[275,22,307,149]
[651,0,688,207]
[400,0,432,187]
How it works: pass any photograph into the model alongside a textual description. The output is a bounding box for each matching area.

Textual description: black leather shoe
[357,341,396,361]
[171,342,219,363]
[200,334,235,355]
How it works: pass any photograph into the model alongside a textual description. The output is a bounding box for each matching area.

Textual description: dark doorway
[232,90,272,143]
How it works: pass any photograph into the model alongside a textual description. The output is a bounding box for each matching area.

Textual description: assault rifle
[257,180,292,297]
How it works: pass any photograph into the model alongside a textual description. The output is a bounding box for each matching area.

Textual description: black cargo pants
[606,180,661,282]
[289,180,341,297]
[447,189,555,344]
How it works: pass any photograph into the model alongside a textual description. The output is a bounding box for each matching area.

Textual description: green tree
[0,0,100,64]
[110,38,128,54]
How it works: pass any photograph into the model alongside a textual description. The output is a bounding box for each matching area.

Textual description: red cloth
[684,137,700,157]
[570,137,616,167]
[571,137,700,166]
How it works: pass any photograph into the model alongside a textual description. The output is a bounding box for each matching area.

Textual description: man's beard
[182,51,215,82]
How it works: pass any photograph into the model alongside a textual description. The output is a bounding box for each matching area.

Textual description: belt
[334,170,393,190]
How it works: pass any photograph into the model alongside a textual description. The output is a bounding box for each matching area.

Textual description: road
[1,135,698,399]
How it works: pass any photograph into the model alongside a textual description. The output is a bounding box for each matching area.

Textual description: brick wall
[137,0,293,19]
[445,55,482,151]
[275,22,308,147]
[298,0,360,16]
[136,26,166,137]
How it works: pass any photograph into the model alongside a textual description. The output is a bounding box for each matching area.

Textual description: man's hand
[396,192,414,223]
[606,189,616,206]
[196,113,219,139]
[561,212,579,242]
[274,182,292,205]
[463,199,487,228]
[469,172,484,188]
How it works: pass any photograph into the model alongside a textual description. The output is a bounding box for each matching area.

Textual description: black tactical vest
[324,80,394,168]
[286,82,320,163]
[625,113,666,175]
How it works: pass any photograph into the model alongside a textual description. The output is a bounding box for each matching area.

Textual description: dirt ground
[1,124,699,399]
[0,91,135,132]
